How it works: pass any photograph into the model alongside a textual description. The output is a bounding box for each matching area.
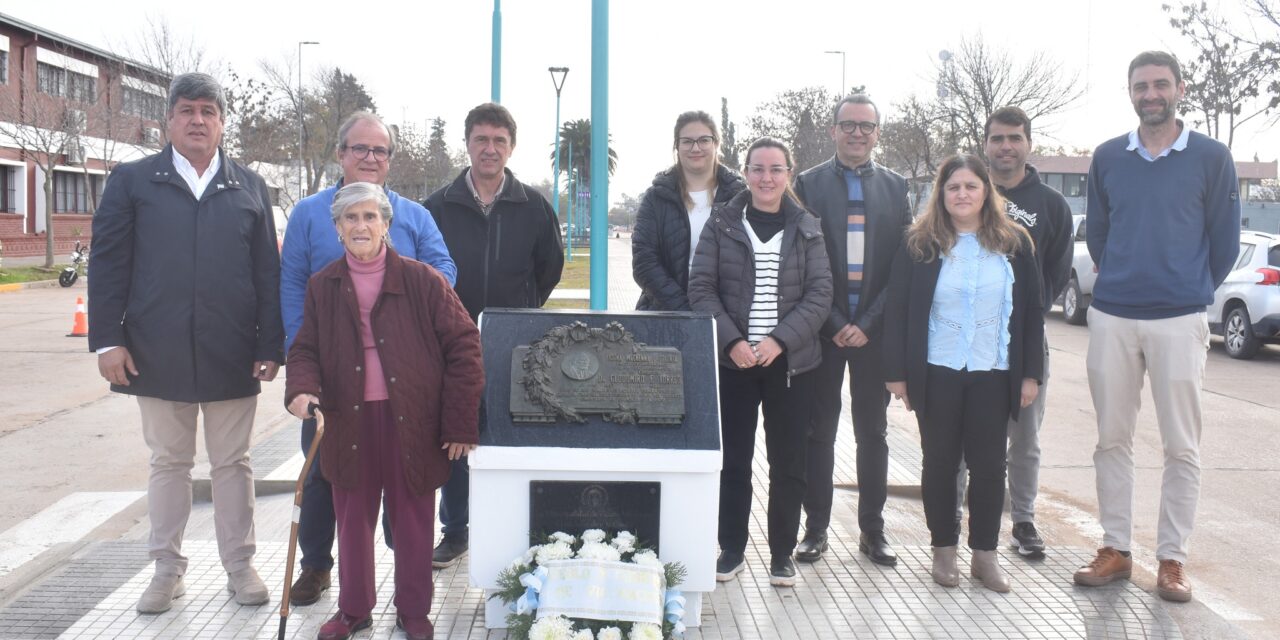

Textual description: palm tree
[549,118,618,190]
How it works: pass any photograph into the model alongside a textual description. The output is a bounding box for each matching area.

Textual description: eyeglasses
[746,164,790,178]
[677,136,717,151]
[835,120,878,135]
[343,144,391,161]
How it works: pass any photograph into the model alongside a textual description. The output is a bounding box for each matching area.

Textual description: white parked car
[1060,215,1097,325]
[1208,230,1280,359]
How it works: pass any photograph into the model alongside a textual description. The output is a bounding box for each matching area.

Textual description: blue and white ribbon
[664,589,687,637]
[512,566,549,615]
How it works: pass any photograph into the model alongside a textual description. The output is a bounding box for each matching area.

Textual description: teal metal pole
[589,0,609,309]
[491,0,501,102]
[551,97,562,217]
[566,142,574,263]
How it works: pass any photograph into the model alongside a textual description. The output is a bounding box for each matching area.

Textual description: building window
[36,62,96,103]
[1,51,8,84]
[53,172,103,214]
[37,62,66,97]
[123,86,164,121]
[1062,174,1087,198]
[0,167,16,213]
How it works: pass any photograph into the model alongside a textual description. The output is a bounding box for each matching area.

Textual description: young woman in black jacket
[632,110,746,310]
[688,137,832,588]
[882,154,1044,593]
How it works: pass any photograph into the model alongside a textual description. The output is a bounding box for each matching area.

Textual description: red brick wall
[0,214,92,258]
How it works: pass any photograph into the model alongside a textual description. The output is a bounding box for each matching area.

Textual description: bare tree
[1163,1,1275,148]
[745,86,838,173]
[115,13,219,78]
[878,95,955,210]
[934,35,1083,157]
[0,84,80,267]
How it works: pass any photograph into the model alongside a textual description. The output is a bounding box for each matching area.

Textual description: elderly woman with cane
[285,181,484,640]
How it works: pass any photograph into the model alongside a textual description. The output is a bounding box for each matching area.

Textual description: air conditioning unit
[66,144,86,165]
[143,126,161,146]
[66,109,87,134]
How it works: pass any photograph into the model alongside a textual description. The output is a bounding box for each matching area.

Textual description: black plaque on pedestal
[529,480,661,552]
[479,309,719,451]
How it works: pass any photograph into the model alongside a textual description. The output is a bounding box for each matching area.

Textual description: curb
[0,279,62,293]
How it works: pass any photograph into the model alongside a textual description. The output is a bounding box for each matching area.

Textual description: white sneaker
[137,573,185,614]
[226,567,270,605]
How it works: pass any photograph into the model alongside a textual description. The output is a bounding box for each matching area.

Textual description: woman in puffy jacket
[688,136,832,588]
[632,110,746,310]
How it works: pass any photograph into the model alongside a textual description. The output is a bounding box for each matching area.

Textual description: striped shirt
[743,211,784,343]
[843,169,866,317]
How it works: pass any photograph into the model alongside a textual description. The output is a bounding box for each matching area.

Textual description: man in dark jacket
[88,73,283,614]
[954,106,1073,558]
[793,94,912,567]
[424,102,564,567]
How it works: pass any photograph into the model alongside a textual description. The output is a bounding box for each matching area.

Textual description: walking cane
[279,403,324,640]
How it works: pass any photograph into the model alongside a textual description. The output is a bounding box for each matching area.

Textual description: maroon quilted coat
[285,245,483,495]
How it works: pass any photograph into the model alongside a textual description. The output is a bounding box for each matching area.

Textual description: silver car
[1208,230,1280,359]
[1061,215,1097,325]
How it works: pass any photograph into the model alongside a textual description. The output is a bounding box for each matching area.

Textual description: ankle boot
[931,546,960,587]
[971,549,1011,592]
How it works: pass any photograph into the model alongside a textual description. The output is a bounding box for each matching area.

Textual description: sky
[4,0,1277,205]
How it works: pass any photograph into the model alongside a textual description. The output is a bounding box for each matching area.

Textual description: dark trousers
[718,357,814,558]
[918,365,1010,550]
[806,340,890,535]
[298,418,392,572]
[437,403,481,540]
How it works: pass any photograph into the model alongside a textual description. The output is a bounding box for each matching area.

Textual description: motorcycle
[59,241,89,287]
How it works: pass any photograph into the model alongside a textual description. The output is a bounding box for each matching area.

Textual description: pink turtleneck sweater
[345,245,389,401]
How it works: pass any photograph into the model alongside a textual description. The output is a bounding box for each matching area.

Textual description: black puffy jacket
[632,164,746,310]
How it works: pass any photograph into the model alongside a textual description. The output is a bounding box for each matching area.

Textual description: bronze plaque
[511,321,684,425]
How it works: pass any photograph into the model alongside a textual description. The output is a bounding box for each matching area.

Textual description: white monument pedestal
[469,445,718,628]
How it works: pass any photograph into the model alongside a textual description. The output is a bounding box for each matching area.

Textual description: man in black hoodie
[955,106,1072,558]
[424,102,564,568]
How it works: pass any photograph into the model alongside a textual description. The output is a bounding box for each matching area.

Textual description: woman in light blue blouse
[881,154,1044,593]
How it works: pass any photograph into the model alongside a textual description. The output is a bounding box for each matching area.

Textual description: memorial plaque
[529,480,661,553]
[479,309,720,451]
[511,320,684,425]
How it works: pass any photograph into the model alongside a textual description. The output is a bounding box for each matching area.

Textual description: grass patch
[559,252,590,289]
[544,299,589,309]
[0,265,66,285]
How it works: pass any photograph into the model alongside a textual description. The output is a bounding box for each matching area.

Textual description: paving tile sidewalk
[0,238,1187,639]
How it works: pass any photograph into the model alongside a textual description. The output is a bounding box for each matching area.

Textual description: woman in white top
[632,111,746,310]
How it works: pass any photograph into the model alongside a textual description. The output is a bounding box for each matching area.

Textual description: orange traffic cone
[67,296,88,337]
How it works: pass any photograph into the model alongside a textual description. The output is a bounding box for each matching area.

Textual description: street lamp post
[549,67,569,219]
[297,40,319,201]
[566,140,574,263]
[825,50,846,96]
[491,0,502,102]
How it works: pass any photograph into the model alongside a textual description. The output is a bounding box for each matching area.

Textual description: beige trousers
[1086,307,1208,563]
[137,395,258,575]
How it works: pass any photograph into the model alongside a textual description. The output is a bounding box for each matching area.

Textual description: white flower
[611,531,636,553]
[628,622,663,640]
[550,531,576,545]
[529,615,575,640]
[570,630,595,640]
[509,555,528,569]
[581,529,607,543]
[577,541,622,562]
[597,627,623,640]
[535,541,575,564]
[524,546,539,564]
[631,550,663,569]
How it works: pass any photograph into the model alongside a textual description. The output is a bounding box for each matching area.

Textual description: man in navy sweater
[1073,51,1240,603]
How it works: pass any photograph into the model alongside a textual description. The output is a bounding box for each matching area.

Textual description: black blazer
[881,235,1044,421]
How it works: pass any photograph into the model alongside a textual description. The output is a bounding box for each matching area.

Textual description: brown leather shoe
[1157,559,1193,602]
[289,567,331,606]
[1073,547,1132,586]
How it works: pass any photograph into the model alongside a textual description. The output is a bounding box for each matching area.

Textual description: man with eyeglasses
[792,93,912,567]
[425,102,564,570]
[280,110,456,609]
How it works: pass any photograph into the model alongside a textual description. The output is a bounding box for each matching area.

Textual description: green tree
[549,118,618,191]
[423,117,456,194]
[744,86,838,173]
[720,97,740,171]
